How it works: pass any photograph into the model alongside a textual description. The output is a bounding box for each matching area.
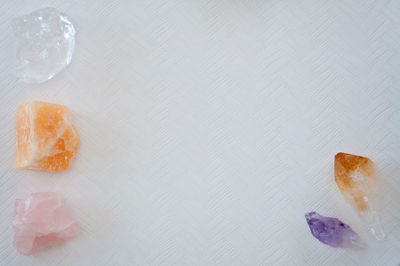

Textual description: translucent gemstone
[12,8,75,83]
[13,192,79,255]
[334,152,385,240]
[305,212,364,248]
[14,101,80,171]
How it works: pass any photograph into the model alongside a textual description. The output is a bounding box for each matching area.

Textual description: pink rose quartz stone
[13,192,79,255]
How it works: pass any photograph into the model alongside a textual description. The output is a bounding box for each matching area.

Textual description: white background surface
[0,0,399,265]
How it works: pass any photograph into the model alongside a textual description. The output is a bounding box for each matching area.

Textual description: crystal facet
[14,101,80,171]
[305,212,364,248]
[13,192,79,255]
[334,152,384,240]
[12,8,75,83]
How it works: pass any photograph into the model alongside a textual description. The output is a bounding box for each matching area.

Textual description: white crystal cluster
[12,8,75,83]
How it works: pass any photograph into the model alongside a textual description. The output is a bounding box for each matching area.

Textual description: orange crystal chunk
[14,101,80,171]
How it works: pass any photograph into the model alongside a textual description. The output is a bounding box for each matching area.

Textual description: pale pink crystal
[13,192,79,255]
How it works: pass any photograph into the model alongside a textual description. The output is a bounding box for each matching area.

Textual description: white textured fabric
[0,0,399,265]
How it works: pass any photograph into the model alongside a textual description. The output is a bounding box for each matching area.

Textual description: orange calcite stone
[14,101,80,171]
[334,152,384,240]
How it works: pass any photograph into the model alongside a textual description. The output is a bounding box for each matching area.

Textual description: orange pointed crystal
[334,152,384,240]
[14,101,80,171]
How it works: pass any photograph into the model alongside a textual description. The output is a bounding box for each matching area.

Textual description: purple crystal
[305,212,365,248]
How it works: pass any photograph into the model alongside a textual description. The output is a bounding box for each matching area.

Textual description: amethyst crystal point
[305,212,365,248]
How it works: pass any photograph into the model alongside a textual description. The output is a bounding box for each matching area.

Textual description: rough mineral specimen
[13,192,79,255]
[305,212,364,248]
[12,8,75,83]
[334,152,385,240]
[14,101,80,171]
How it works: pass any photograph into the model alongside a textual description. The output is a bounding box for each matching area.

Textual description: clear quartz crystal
[12,8,75,83]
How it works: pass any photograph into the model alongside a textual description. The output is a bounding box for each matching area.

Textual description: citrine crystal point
[334,152,385,240]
